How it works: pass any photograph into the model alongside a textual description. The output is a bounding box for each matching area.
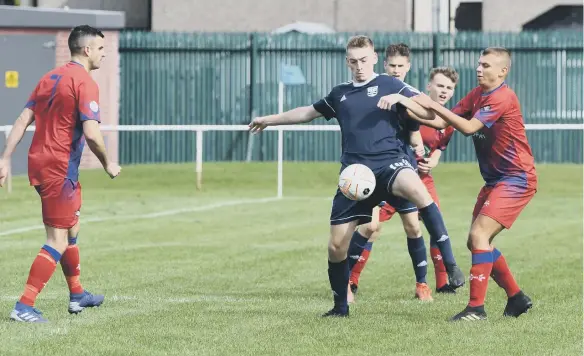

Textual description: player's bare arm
[0,108,35,187]
[369,205,381,232]
[427,101,484,136]
[1,108,35,161]
[406,98,449,129]
[377,93,435,121]
[249,105,322,134]
[82,120,121,178]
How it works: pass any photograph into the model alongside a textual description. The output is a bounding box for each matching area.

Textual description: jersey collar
[352,73,379,87]
[481,81,506,96]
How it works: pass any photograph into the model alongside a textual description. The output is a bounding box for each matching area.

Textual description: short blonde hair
[346,35,374,51]
[429,66,459,84]
[482,47,512,67]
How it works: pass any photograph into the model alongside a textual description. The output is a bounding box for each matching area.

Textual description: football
[338,164,376,201]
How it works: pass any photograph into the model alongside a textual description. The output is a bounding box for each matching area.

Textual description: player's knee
[328,237,348,257]
[399,212,421,237]
[45,227,69,253]
[368,230,380,242]
[47,237,68,254]
[68,223,80,239]
[403,220,421,238]
[468,228,489,250]
[412,189,433,208]
[359,223,381,238]
[396,183,432,208]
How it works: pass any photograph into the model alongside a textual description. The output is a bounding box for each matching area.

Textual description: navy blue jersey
[313,73,420,172]
[395,81,422,163]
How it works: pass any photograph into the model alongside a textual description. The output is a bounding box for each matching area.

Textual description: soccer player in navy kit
[249,35,461,317]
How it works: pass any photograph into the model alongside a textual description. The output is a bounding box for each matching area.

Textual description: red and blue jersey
[420,125,455,157]
[26,61,101,185]
[452,83,537,188]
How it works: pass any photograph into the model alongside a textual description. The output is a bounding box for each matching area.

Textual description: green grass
[0,162,582,356]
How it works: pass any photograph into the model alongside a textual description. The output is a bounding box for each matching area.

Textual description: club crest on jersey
[367,86,378,97]
[89,101,99,113]
[480,105,491,112]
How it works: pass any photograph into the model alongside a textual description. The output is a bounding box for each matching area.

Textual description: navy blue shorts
[330,155,418,226]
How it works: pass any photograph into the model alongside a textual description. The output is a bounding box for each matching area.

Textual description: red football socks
[19,246,60,306]
[491,248,521,298]
[468,249,493,308]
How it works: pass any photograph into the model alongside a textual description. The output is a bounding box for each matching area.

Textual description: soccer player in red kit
[415,47,535,321]
[348,67,460,302]
[0,25,121,323]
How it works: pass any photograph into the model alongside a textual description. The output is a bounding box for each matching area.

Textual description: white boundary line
[0,294,254,303]
[0,196,329,238]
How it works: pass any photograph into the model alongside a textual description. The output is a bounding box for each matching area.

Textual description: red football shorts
[379,174,440,222]
[34,179,82,229]
[472,182,536,229]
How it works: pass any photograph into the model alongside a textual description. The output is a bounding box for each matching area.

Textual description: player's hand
[105,163,122,179]
[413,93,435,109]
[249,116,269,134]
[377,94,401,110]
[412,144,425,158]
[418,156,437,174]
[0,159,8,187]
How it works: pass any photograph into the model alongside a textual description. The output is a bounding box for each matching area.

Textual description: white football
[338,164,376,201]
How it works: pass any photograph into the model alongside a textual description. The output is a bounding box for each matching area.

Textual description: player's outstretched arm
[82,120,121,179]
[407,109,449,129]
[406,97,450,129]
[249,105,322,133]
[432,105,484,136]
[416,95,484,136]
[381,93,450,129]
[378,94,435,121]
[0,108,35,187]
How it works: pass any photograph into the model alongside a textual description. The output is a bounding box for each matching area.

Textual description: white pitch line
[1,196,324,238]
[0,294,272,304]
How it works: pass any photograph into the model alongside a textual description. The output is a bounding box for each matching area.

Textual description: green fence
[119,31,583,164]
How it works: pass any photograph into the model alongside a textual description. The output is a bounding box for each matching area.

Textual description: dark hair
[68,25,104,55]
[385,43,410,60]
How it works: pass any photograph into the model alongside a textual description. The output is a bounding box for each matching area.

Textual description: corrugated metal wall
[119,31,583,164]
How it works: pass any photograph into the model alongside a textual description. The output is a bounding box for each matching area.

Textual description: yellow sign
[5,71,19,88]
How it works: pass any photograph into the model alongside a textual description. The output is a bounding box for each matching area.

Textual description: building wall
[36,0,148,28]
[29,0,582,32]
[483,0,579,31]
[151,0,410,32]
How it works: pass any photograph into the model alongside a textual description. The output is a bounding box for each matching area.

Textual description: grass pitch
[0,162,582,356]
